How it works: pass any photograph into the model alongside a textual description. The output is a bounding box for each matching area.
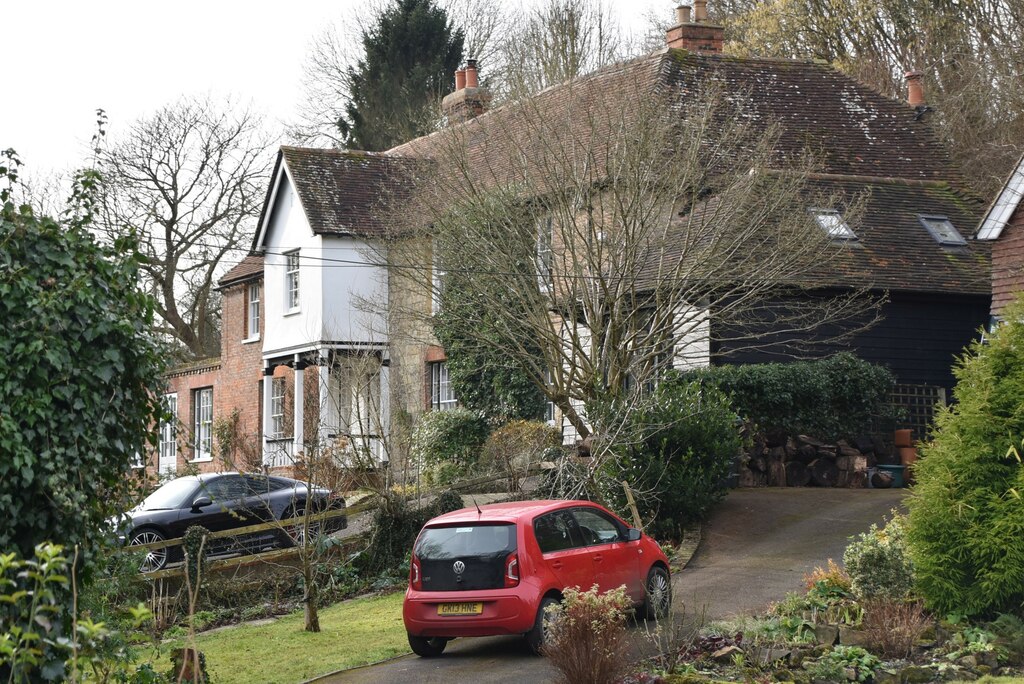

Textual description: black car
[115,472,346,572]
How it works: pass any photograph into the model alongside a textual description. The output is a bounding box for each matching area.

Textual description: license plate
[437,602,483,616]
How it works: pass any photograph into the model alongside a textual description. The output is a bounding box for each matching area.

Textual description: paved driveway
[317,487,905,683]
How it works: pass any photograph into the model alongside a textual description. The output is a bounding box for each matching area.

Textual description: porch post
[379,355,390,466]
[262,362,274,466]
[293,353,305,458]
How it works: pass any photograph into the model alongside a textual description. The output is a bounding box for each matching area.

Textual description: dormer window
[918,214,966,246]
[811,209,856,240]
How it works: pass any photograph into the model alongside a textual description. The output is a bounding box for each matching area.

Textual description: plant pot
[894,429,913,448]
[899,446,918,466]
[877,464,906,488]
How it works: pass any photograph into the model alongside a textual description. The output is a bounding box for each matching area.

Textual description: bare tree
[501,0,629,99]
[717,0,1024,198]
[388,71,880,490]
[98,97,274,359]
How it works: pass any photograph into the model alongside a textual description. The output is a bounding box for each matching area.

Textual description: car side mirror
[191,496,212,511]
[627,528,642,542]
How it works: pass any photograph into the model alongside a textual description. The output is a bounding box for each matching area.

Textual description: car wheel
[408,634,448,657]
[286,507,321,548]
[642,566,672,620]
[129,529,168,573]
[525,596,560,655]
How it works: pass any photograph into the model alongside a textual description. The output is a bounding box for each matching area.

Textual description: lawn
[155,592,408,683]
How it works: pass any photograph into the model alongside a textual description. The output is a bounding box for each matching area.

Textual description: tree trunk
[304,564,320,632]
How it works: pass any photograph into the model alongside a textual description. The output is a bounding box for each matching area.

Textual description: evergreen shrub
[681,353,896,440]
[620,378,742,538]
[842,512,914,600]
[907,296,1024,617]
[412,408,490,485]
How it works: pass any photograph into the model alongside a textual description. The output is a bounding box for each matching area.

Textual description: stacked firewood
[738,433,896,488]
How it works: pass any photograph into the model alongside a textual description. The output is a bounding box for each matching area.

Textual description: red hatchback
[403,499,671,657]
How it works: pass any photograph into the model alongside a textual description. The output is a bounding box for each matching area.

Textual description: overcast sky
[3,0,676,176]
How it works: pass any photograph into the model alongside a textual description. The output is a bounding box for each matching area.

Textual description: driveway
[317,487,905,683]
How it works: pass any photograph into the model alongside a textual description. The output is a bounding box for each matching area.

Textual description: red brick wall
[150,276,265,477]
[992,207,1024,316]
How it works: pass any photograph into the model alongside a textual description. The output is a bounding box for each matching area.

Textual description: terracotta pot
[899,446,918,467]
[894,429,913,447]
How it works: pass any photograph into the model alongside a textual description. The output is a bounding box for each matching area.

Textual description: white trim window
[285,251,300,311]
[430,361,457,411]
[247,282,261,338]
[536,216,553,293]
[192,388,213,461]
[159,393,178,472]
[270,377,287,439]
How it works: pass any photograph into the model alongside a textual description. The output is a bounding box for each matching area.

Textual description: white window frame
[246,282,261,339]
[192,388,213,461]
[285,251,300,311]
[536,216,553,293]
[270,377,286,439]
[158,393,178,471]
[811,208,856,240]
[430,361,457,411]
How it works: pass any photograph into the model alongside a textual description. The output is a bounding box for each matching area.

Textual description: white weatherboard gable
[977,153,1024,240]
[259,169,389,357]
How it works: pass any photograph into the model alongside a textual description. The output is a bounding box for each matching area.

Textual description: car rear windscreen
[415,523,516,591]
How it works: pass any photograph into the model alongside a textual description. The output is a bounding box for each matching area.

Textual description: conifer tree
[340,0,464,151]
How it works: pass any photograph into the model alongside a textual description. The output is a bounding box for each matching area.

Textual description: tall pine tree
[340,0,464,151]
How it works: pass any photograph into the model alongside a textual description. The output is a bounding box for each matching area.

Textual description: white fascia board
[977,153,1024,240]
[254,161,287,251]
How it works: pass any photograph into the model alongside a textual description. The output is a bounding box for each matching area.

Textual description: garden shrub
[619,379,742,538]
[842,512,914,601]
[356,491,464,577]
[681,352,896,440]
[480,420,561,492]
[412,408,490,485]
[0,154,165,575]
[860,598,929,659]
[810,645,879,683]
[907,295,1024,617]
[543,584,631,684]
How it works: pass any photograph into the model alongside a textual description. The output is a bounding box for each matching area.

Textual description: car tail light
[504,552,519,588]
[410,554,423,590]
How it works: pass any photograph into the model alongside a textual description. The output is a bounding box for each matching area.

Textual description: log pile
[739,433,896,488]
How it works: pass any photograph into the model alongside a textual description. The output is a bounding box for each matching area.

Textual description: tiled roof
[387,49,986,295]
[218,254,264,288]
[278,147,422,238]
[389,49,959,183]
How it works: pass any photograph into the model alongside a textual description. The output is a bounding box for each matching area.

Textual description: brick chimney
[442,58,492,124]
[666,2,724,54]
[905,70,926,107]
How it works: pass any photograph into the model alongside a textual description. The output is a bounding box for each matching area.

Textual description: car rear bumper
[403,589,535,637]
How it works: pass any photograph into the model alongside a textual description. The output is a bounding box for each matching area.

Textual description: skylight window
[918,215,966,246]
[811,209,856,240]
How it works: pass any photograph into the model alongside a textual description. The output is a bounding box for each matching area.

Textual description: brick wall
[992,206,1024,317]
[152,274,266,477]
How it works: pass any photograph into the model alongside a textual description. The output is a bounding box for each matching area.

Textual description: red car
[403,499,671,657]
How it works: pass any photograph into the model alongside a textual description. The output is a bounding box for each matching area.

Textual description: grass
[153,592,408,683]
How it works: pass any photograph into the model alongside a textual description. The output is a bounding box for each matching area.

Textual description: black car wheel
[286,507,321,548]
[642,566,672,620]
[408,634,448,657]
[525,596,560,655]
[129,529,168,573]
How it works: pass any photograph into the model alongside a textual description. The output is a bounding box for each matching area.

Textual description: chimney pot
[676,4,691,24]
[693,0,707,21]
[465,59,479,88]
[905,69,925,107]
[455,69,466,90]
